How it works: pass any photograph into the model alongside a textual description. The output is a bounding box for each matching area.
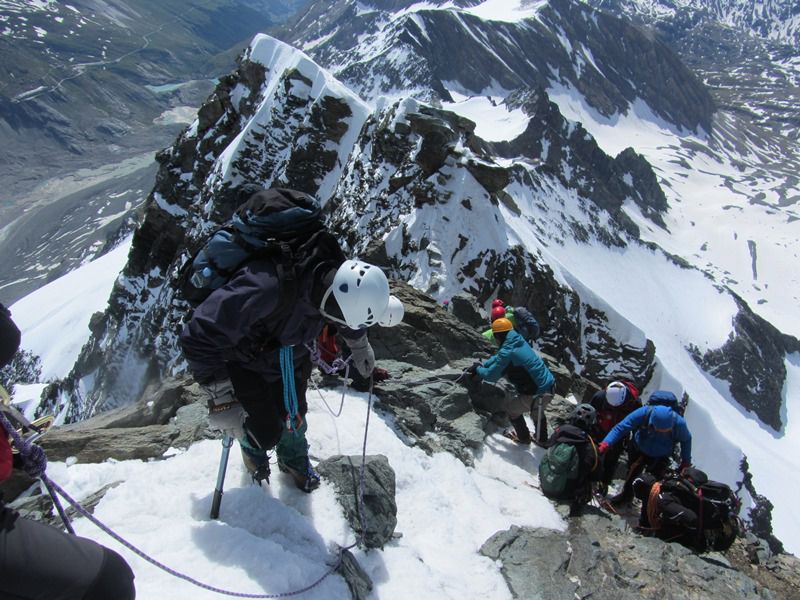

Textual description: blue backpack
[647,390,686,416]
[180,187,344,307]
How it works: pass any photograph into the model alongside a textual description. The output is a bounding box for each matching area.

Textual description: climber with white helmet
[180,251,392,493]
[589,379,642,494]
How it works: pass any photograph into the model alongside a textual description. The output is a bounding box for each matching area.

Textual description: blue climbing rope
[279,346,300,432]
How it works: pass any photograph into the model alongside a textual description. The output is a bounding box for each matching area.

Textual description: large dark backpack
[512,306,540,342]
[660,468,741,551]
[539,441,581,499]
[180,187,344,309]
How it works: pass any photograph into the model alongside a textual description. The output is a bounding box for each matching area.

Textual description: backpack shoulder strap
[588,436,599,472]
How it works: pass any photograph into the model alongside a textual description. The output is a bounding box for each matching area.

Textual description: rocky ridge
[6,285,799,599]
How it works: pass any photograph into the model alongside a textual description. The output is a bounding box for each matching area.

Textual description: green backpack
[539,442,580,499]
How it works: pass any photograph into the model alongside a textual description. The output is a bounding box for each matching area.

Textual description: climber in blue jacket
[468,318,555,444]
[599,395,692,504]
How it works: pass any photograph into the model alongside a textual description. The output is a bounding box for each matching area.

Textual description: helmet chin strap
[319,284,350,328]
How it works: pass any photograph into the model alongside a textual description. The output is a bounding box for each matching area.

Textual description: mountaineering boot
[609,484,634,506]
[277,457,320,493]
[275,417,319,491]
[240,437,271,485]
[508,416,532,445]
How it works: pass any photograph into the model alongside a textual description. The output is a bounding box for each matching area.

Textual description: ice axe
[210,435,234,519]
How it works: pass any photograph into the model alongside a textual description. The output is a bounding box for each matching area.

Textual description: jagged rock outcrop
[317,455,398,549]
[38,378,214,463]
[480,516,794,600]
[690,295,800,431]
[498,87,668,234]
[282,0,714,132]
[63,34,659,421]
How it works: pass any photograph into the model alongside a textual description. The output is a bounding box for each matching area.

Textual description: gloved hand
[372,367,390,382]
[21,443,47,478]
[465,362,482,380]
[348,335,375,379]
[202,378,245,439]
[598,441,610,454]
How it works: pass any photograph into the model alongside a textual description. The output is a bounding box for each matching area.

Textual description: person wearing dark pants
[0,502,136,600]
[180,257,389,492]
[598,397,692,504]
[0,302,136,600]
[468,318,555,445]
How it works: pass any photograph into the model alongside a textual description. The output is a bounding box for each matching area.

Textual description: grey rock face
[317,455,398,549]
[480,518,776,600]
[38,377,213,464]
[336,548,373,600]
[690,295,800,431]
[282,0,714,132]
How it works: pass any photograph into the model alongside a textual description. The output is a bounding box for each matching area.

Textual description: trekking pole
[210,435,234,520]
[536,399,544,443]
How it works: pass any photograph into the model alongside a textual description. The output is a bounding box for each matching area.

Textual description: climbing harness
[0,377,377,598]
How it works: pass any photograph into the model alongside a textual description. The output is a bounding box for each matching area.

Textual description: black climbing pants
[0,503,135,599]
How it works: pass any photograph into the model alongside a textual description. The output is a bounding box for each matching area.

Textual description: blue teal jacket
[602,406,692,463]
[475,329,554,394]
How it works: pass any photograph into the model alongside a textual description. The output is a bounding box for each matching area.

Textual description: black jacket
[179,257,365,383]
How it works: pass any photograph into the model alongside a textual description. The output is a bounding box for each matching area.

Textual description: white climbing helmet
[379,295,404,327]
[321,260,390,329]
[605,381,627,407]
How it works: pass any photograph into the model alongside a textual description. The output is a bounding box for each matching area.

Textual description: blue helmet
[649,405,675,431]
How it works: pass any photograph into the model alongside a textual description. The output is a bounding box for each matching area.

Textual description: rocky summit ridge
[6,284,800,599]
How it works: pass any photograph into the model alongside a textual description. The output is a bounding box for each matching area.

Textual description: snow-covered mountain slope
[586,0,800,49]
[49,26,800,554]
[275,0,800,341]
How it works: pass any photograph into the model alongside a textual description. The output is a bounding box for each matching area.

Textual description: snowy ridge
[210,34,372,204]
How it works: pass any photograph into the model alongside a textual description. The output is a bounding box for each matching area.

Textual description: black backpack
[180,187,345,309]
[0,303,21,368]
[512,306,540,341]
[660,468,741,551]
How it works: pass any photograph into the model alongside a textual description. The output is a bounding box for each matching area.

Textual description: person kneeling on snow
[598,392,692,504]
[467,317,554,445]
